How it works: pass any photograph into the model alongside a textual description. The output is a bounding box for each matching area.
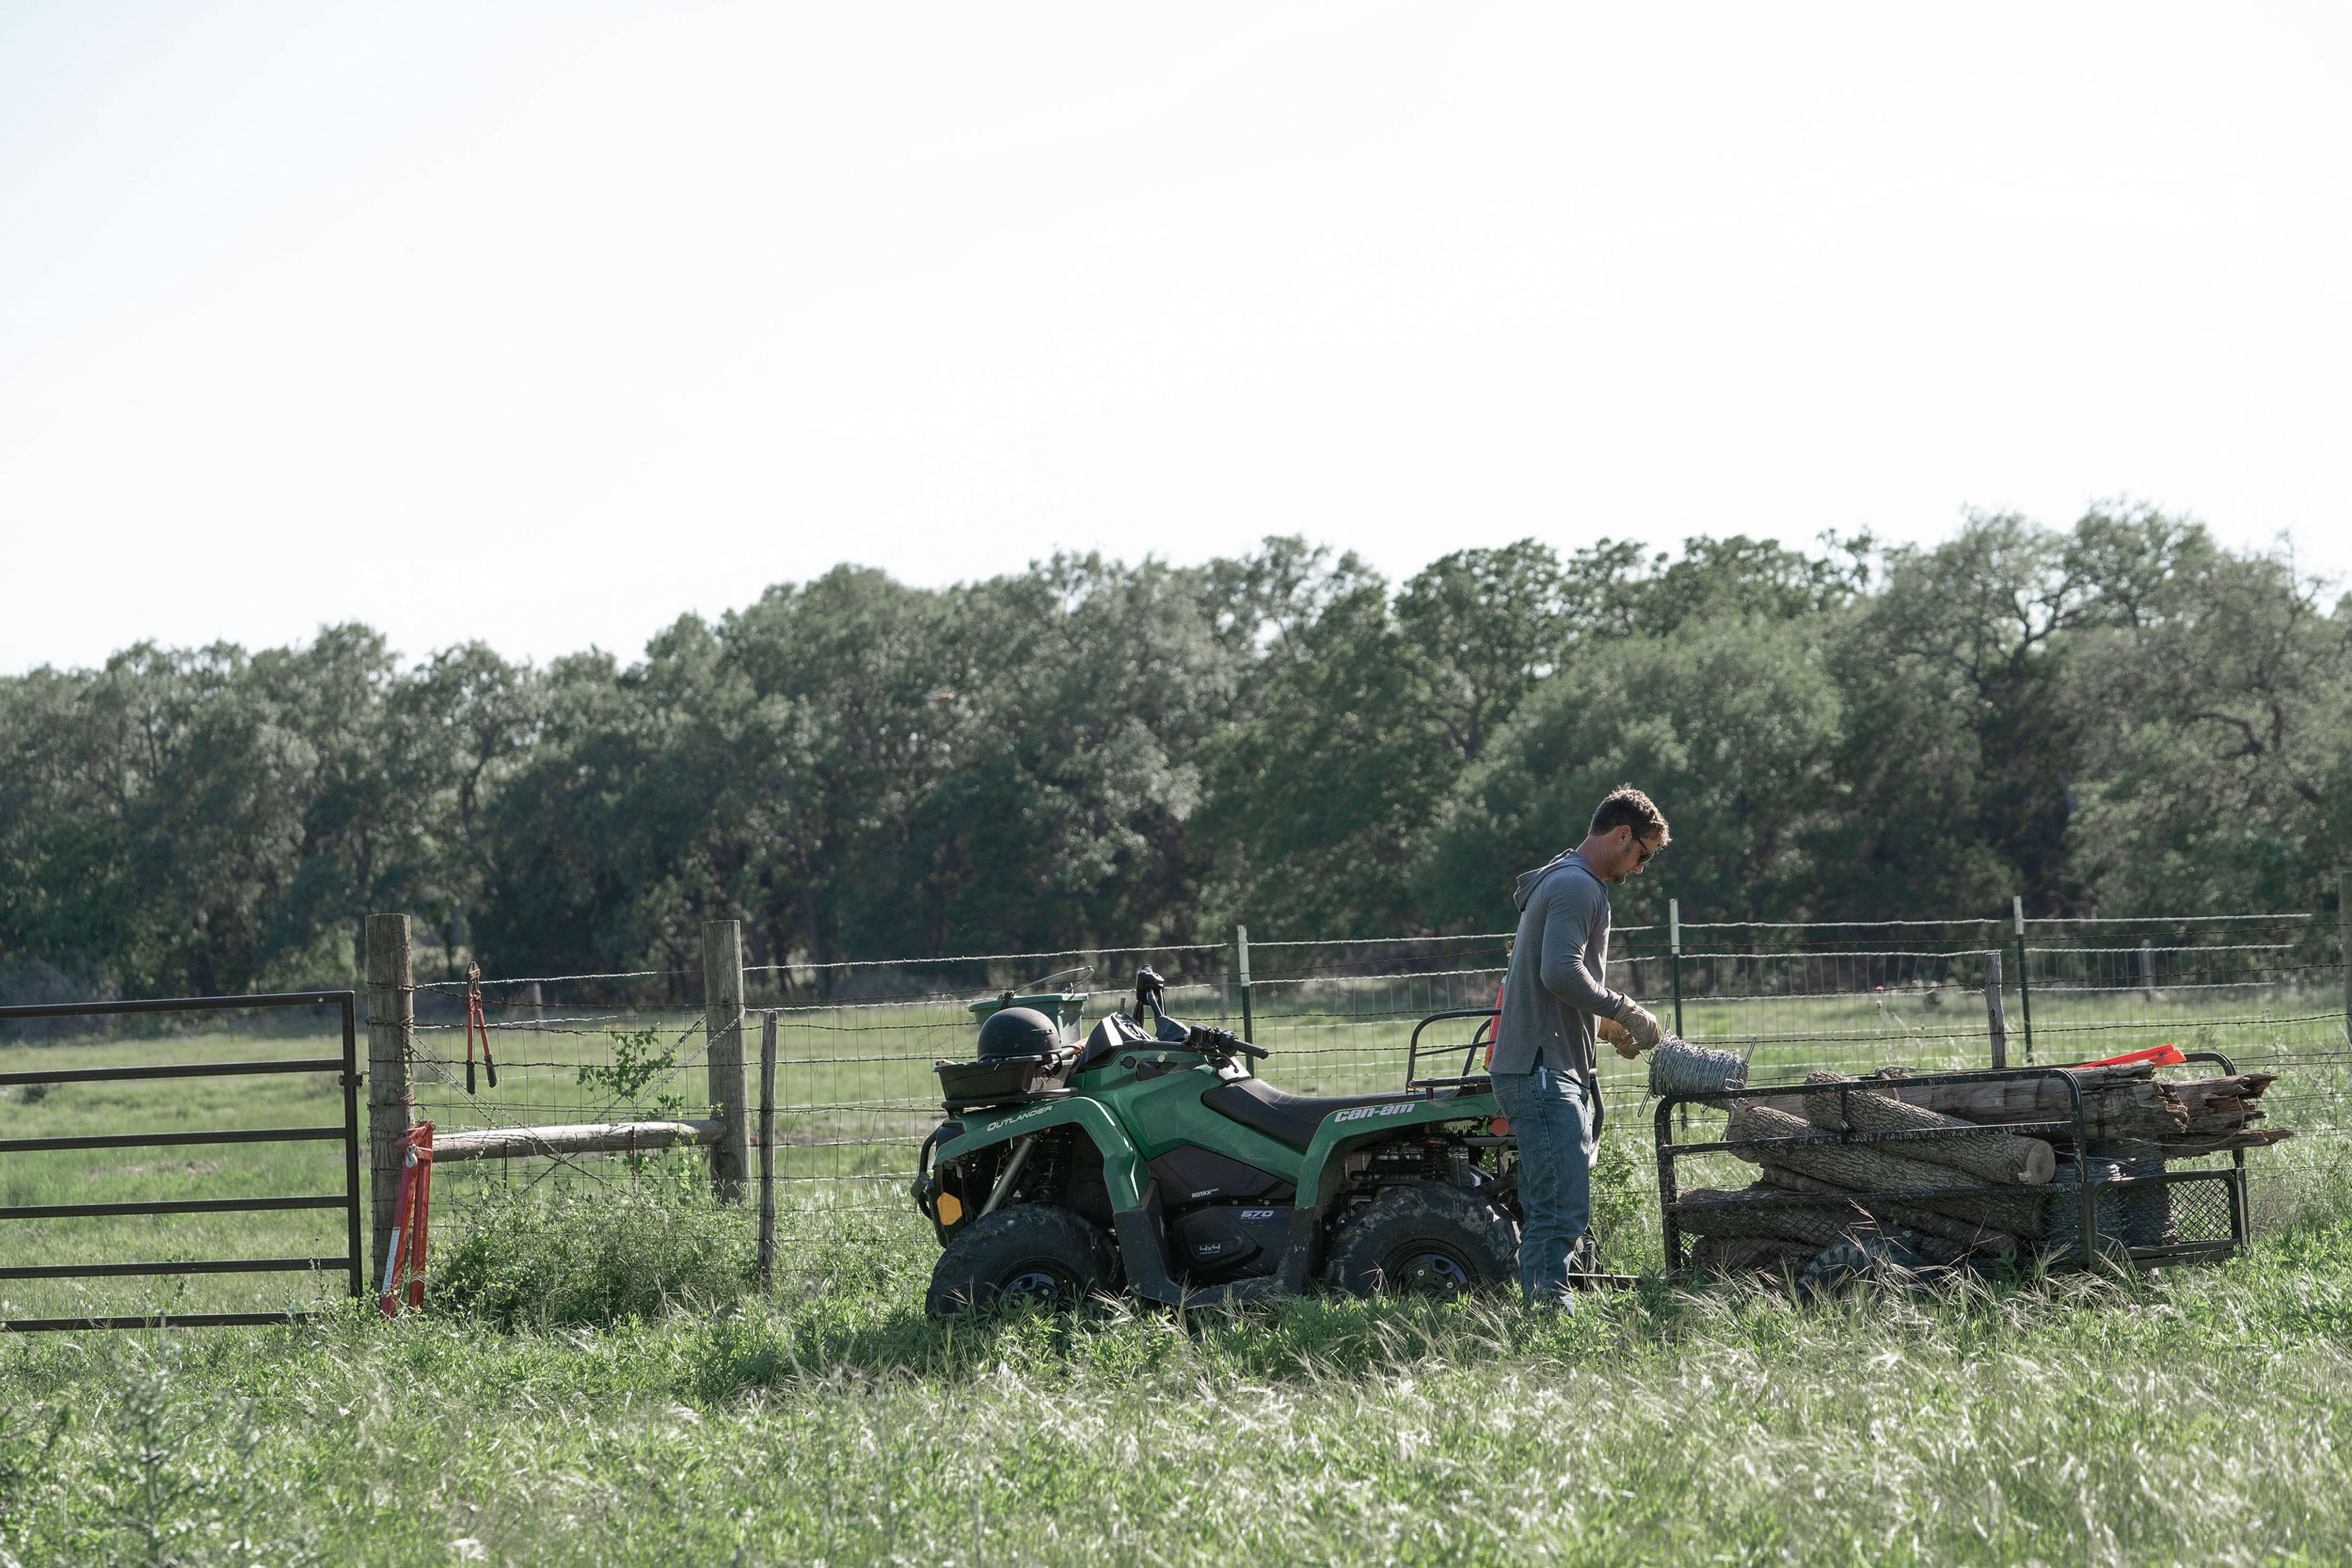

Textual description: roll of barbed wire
[1648,1034,1748,1098]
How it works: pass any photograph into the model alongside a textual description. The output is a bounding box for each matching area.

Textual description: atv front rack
[1652,1053,2251,1276]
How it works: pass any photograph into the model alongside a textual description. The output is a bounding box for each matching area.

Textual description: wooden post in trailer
[704,920,749,1202]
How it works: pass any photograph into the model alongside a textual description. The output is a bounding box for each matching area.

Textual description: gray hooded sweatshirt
[1494,847,1627,1086]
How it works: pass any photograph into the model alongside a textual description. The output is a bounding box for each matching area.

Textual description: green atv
[913,967,1529,1313]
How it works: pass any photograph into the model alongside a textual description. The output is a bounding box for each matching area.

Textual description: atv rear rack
[935,1049,1073,1110]
[1406,1008,1499,1091]
[1652,1052,2251,1276]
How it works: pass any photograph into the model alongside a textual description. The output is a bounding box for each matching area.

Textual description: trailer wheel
[926,1204,1115,1317]
[1326,1181,1518,1299]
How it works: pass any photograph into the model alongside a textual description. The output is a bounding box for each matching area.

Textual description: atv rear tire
[1326,1181,1518,1299]
[926,1204,1116,1317]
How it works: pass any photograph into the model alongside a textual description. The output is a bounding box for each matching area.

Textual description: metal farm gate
[0,991,365,1332]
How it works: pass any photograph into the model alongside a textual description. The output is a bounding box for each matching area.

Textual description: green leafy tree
[1198,555,1435,937]
[7,511,2344,997]
[2068,539,2352,912]
[1421,614,1845,930]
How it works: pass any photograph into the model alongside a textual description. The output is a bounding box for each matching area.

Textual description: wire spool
[1648,1034,1748,1098]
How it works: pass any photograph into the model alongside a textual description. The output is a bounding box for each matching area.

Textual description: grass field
[5,1179,2352,1565]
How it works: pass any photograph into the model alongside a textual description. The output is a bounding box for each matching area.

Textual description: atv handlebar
[1132,967,1267,1061]
[1186,1023,1268,1062]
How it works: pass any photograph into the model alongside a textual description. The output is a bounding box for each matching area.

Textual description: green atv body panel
[939,1095,1154,1210]
[937,1053,1499,1211]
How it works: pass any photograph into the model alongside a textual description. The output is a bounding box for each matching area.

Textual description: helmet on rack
[976,1006,1059,1060]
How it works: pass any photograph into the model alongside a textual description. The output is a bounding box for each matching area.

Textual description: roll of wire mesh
[1647,1034,1749,1098]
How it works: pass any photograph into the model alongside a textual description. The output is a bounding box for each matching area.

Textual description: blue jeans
[1492,1066,1595,1307]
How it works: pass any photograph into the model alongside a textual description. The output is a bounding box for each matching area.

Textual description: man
[1492,784,1669,1307]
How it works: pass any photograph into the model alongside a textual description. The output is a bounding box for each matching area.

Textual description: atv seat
[1200,1077,1435,1152]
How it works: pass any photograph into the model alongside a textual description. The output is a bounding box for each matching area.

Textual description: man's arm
[1535,876,1622,1019]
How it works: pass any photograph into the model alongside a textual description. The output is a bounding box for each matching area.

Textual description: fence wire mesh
[23,915,2327,1318]
[385,913,2352,1242]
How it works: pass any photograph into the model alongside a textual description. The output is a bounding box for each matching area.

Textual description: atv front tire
[1326,1181,1518,1299]
[926,1204,1117,1317]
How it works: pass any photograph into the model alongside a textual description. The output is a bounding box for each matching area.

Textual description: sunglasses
[1629,837,1660,866]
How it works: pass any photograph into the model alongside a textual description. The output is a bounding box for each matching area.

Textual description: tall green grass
[8,1004,2351,1563]
[6,1179,2352,1565]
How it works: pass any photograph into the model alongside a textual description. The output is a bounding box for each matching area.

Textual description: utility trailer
[1653,1051,2253,1275]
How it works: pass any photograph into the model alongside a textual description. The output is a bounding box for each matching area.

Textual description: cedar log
[1867,1064,2188,1143]
[1757,1163,2018,1254]
[1673,1187,1864,1247]
[2158,1128,2295,1160]
[1726,1101,2048,1237]
[2171,1074,2277,1135]
[1799,1071,2057,1185]
[1767,1069,2266,1147]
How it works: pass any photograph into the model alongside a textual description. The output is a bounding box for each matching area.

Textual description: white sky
[4,2,2348,674]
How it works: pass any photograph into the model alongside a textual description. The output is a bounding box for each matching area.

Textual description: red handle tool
[377,1121,436,1317]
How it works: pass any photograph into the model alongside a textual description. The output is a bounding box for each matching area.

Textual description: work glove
[1597,1015,1642,1059]
[1611,997,1662,1053]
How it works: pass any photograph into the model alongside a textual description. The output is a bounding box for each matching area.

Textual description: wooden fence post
[2138,939,2156,1004]
[703,920,749,1201]
[758,1011,777,1291]
[1984,948,2008,1069]
[366,913,413,1291]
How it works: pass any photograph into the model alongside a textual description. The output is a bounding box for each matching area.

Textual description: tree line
[3,507,2345,1000]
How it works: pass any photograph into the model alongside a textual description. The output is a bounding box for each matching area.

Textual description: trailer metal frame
[1653,1051,2250,1275]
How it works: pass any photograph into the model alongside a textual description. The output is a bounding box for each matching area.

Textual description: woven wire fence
[398,914,2352,1240]
[755,943,1230,1232]
[401,966,710,1216]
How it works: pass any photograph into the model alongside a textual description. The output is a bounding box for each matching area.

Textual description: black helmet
[977,1006,1059,1060]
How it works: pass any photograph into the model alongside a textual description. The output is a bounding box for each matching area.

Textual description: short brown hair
[1590,785,1669,847]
